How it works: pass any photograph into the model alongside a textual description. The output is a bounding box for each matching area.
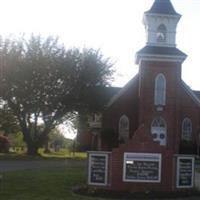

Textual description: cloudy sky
[1,0,200,90]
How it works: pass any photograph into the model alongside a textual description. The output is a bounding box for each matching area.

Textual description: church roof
[145,0,180,16]
[88,86,121,110]
[193,91,200,100]
[107,75,139,107]
[137,46,187,57]
[181,82,200,107]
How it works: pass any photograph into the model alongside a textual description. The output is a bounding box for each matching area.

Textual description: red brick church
[103,0,200,155]
[87,0,200,192]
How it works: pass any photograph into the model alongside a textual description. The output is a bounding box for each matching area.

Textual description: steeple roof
[145,0,180,16]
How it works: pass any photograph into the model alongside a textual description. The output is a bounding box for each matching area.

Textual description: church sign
[176,156,195,188]
[88,152,109,186]
[123,153,161,183]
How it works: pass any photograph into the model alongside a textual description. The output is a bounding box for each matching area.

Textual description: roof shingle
[145,0,180,16]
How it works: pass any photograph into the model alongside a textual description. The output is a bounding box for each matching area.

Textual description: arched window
[154,73,166,106]
[157,24,167,43]
[182,118,192,141]
[119,115,129,143]
[151,117,167,146]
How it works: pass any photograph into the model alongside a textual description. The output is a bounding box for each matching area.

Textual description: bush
[0,135,10,153]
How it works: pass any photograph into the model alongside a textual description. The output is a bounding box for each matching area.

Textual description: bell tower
[136,0,187,65]
[143,0,181,47]
[135,0,187,150]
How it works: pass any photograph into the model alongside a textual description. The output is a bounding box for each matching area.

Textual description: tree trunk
[44,140,50,153]
[26,143,39,155]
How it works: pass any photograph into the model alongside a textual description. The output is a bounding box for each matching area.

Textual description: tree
[0,135,10,153]
[0,102,20,135]
[0,35,113,155]
[49,128,73,152]
[8,131,26,151]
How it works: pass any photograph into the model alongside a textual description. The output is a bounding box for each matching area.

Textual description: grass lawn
[0,164,199,200]
[0,150,87,160]
[0,162,106,200]
[0,158,200,200]
[40,149,87,160]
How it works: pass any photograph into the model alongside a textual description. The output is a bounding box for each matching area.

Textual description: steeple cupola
[143,0,181,47]
[136,0,187,64]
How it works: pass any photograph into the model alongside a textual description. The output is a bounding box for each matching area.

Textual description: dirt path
[0,159,86,172]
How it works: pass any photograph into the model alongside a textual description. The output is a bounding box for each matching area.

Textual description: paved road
[0,160,86,172]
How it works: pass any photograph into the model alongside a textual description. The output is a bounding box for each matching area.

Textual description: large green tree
[0,35,113,155]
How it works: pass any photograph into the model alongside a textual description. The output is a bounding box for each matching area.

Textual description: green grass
[0,160,199,200]
[0,150,87,160]
[39,149,87,160]
[0,162,105,200]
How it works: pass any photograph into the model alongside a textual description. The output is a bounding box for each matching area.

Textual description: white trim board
[135,53,187,65]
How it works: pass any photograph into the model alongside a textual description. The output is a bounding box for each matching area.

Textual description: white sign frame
[176,156,195,188]
[123,152,162,183]
[88,152,109,186]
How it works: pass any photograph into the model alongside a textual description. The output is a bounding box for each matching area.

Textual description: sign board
[176,156,195,188]
[123,153,162,183]
[88,152,109,186]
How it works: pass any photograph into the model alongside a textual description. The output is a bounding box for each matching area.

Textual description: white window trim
[157,24,167,43]
[151,117,167,146]
[123,153,162,183]
[181,118,192,141]
[119,115,129,130]
[119,115,130,141]
[154,73,166,106]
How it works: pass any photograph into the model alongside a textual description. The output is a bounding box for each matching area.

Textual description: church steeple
[136,0,187,64]
[143,0,181,48]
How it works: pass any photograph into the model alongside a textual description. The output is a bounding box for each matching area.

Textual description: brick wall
[100,60,200,192]
[107,125,175,192]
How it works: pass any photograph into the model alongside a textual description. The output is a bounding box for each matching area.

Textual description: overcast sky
[1,0,200,138]
[1,0,200,90]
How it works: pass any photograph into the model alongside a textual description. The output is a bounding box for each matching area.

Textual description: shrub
[0,135,10,153]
